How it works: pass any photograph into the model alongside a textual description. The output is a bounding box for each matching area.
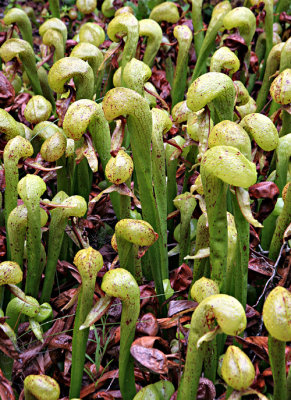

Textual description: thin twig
[252,242,287,308]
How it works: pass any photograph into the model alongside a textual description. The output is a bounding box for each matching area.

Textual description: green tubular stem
[187,0,204,58]
[37,67,56,112]
[174,193,196,265]
[4,8,33,48]
[256,43,284,112]
[3,136,33,228]
[7,206,27,269]
[231,192,249,309]
[187,72,235,123]
[274,134,291,194]
[63,100,119,216]
[48,57,94,100]
[253,34,268,86]
[70,42,103,95]
[224,213,238,299]
[191,1,231,82]
[280,108,291,138]
[23,6,39,28]
[41,195,87,303]
[102,88,165,305]
[116,237,136,277]
[119,186,131,220]
[269,184,291,261]
[74,156,92,202]
[287,364,291,400]
[115,219,158,281]
[201,171,228,287]
[24,375,60,400]
[165,136,186,240]
[17,175,46,297]
[70,248,103,398]
[263,0,274,65]
[139,19,162,67]
[260,198,284,251]
[223,7,256,48]
[56,154,74,195]
[183,145,198,193]
[123,58,152,96]
[192,213,210,283]
[42,29,64,62]
[101,269,140,400]
[8,205,47,271]
[268,336,287,400]
[171,25,192,107]
[48,0,60,18]
[107,13,139,85]
[0,39,43,95]
[165,56,174,87]
[204,339,217,383]
[201,146,257,289]
[151,109,172,279]
[177,294,246,400]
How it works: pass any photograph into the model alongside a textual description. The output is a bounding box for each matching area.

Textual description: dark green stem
[268,336,287,400]
[49,0,60,18]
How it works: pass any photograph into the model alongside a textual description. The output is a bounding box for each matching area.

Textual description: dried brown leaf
[170,264,193,292]
[234,336,269,362]
[0,72,15,107]
[168,300,197,317]
[130,344,168,374]
[133,336,170,352]
[136,313,159,336]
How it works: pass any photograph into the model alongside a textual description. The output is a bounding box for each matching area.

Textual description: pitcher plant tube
[101,268,140,400]
[115,219,158,283]
[176,294,246,400]
[41,194,87,303]
[102,87,165,304]
[262,286,291,400]
[17,175,46,297]
[69,247,104,398]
